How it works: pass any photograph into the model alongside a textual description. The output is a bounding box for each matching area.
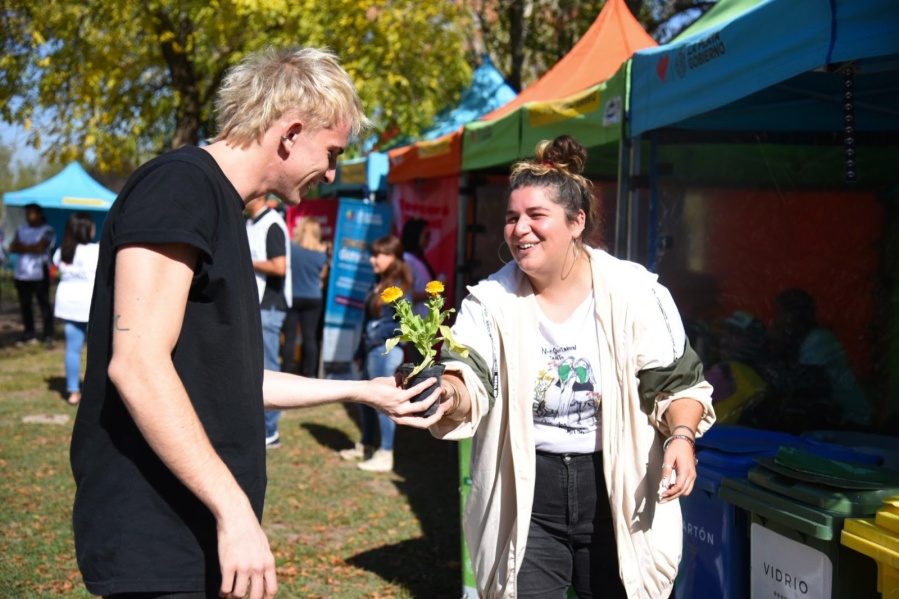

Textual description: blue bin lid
[697,425,798,454]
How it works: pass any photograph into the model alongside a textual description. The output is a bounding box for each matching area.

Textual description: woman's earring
[572,238,581,261]
[497,242,514,265]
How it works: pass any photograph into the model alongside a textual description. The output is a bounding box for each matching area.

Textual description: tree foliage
[0,0,471,172]
[464,0,715,92]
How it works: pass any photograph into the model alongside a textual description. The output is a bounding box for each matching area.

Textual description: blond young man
[70,47,442,599]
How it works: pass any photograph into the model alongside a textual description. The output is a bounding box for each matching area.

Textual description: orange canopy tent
[480,0,656,123]
[463,0,657,171]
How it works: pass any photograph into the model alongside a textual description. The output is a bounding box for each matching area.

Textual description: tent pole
[615,137,630,259]
[455,172,469,308]
[627,135,642,262]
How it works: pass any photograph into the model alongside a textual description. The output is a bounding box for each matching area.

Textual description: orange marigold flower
[425,281,444,296]
[381,286,404,304]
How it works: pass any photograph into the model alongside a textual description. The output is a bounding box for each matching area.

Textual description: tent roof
[628,0,899,137]
[481,0,656,121]
[389,54,516,149]
[672,0,765,41]
[387,55,517,183]
[3,162,116,211]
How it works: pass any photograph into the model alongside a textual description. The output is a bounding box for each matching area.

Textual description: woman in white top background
[53,212,99,406]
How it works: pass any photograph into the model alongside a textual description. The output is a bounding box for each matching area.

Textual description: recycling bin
[719,448,899,599]
[841,496,899,599]
[677,426,798,599]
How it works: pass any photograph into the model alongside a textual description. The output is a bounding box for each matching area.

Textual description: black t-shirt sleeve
[110,161,220,260]
[265,224,286,259]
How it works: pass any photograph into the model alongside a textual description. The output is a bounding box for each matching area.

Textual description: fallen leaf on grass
[22,414,69,425]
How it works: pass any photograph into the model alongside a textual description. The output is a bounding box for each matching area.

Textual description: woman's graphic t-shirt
[532,293,602,454]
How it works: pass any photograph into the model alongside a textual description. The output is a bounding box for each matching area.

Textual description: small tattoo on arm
[114,315,130,331]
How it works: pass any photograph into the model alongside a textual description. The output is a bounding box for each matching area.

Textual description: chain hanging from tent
[844,66,857,184]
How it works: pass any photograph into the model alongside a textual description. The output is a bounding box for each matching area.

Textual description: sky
[1,122,42,167]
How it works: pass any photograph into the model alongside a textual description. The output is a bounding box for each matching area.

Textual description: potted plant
[382,280,468,416]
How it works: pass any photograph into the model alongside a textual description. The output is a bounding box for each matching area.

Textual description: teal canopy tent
[3,162,116,247]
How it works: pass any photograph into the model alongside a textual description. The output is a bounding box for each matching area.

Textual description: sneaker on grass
[357,449,393,473]
[338,442,374,462]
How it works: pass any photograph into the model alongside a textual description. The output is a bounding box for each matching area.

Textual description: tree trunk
[507,0,526,92]
[154,7,201,149]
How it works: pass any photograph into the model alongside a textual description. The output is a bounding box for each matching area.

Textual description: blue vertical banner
[321,198,393,370]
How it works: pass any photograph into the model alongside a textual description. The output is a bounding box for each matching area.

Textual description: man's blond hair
[212,47,371,147]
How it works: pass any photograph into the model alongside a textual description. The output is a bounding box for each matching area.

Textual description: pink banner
[389,176,459,305]
[285,199,339,242]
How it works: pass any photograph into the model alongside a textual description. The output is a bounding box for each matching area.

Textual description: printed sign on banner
[750,523,832,599]
[389,176,459,304]
[321,199,393,369]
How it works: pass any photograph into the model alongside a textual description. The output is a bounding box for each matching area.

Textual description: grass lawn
[0,297,464,598]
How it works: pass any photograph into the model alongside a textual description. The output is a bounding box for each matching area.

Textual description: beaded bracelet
[663,433,696,454]
[671,424,696,437]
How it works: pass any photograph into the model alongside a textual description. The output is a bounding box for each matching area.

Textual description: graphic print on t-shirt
[533,346,601,434]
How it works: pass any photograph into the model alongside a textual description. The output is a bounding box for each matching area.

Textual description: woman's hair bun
[541,135,587,175]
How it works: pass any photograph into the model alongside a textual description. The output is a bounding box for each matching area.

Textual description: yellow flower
[425,280,444,297]
[381,286,404,304]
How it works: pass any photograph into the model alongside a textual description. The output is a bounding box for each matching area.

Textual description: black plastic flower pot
[398,362,444,417]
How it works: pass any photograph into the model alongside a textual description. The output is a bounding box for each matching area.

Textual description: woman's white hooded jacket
[432,247,715,599]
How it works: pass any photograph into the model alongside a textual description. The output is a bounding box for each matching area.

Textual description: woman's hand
[363,376,447,428]
[657,436,698,503]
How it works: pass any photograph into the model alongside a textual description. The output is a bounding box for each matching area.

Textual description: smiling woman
[399,134,716,599]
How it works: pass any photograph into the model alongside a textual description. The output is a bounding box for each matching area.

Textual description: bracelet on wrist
[671,424,696,438]
[663,434,696,455]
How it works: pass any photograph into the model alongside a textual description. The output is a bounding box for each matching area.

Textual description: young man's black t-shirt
[70,146,266,596]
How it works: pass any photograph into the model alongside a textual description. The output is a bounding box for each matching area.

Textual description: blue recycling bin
[677,426,797,599]
[676,425,882,599]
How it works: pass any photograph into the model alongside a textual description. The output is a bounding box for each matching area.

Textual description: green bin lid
[719,475,839,540]
[774,446,890,486]
[748,464,899,517]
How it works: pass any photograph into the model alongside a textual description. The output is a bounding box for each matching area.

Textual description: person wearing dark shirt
[9,203,56,346]
[69,47,443,599]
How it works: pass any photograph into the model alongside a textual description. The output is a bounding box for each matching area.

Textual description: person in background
[245,195,292,449]
[70,46,442,599]
[280,217,328,377]
[767,288,872,428]
[407,135,715,599]
[400,218,435,319]
[339,235,412,473]
[703,311,769,423]
[9,203,56,346]
[52,212,99,406]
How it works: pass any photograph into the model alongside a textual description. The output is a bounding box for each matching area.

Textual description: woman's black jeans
[518,450,628,599]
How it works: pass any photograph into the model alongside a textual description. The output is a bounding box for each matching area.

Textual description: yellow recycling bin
[841,496,899,598]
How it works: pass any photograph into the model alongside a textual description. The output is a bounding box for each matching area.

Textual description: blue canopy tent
[613,0,899,444]
[628,0,899,137]
[617,0,899,259]
[3,162,116,248]
[387,54,516,183]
